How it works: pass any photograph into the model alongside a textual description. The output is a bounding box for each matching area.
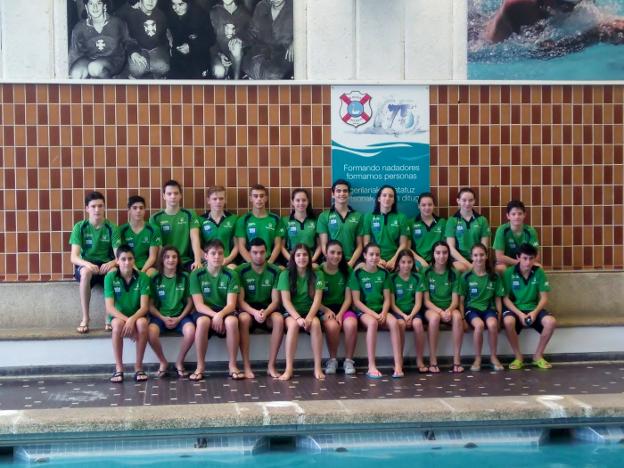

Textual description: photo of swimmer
[66,0,294,80]
[468,0,624,80]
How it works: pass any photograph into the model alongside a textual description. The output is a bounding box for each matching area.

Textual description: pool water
[468,0,624,80]
[2,442,623,467]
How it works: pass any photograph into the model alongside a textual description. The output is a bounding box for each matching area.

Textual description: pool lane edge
[1,393,624,442]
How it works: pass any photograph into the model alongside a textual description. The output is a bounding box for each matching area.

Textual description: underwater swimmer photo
[468,0,624,79]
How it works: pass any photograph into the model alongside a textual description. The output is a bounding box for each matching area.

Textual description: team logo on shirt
[144,20,157,37]
[512,280,520,290]
[127,240,135,248]
[114,286,121,293]
[364,282,372,290]
[413,228,423,238]
[203,224,212,233]
[162,224,171,232]
[218,280,228,290]
[203,286,211,295]
[339,91,372,128]
[177,218,187,225]
[396,288,404,297]
[95,39,106,51]
[456,225,464,237]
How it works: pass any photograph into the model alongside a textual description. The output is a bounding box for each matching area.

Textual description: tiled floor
[1,363,623,411]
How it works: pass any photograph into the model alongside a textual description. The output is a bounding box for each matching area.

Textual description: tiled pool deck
[1,362,624,441]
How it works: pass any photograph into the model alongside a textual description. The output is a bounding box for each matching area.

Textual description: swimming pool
[468,0,624,80]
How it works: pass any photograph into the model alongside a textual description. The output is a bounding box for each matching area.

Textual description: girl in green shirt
[148,246,195,379]
[280,188,321,264]
[278,244,325,381]
[349,243,403,379]
[319,240,356,375]
[410,192,446,267]
[458,243,504,372]
[422,241,464,374]
[390,250,424,373]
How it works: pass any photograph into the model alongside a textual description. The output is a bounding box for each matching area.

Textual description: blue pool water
[2,442,623,467]
[468,0,624,80]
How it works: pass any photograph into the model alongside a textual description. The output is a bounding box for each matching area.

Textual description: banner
[331,86,430,218]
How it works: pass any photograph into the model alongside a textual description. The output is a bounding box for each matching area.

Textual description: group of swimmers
[70,179,556,383]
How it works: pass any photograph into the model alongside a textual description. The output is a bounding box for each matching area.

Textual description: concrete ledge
[0,272,622,340]
[1,393,624,439]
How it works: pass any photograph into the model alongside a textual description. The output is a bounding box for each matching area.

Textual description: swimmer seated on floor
[104,245,150,383]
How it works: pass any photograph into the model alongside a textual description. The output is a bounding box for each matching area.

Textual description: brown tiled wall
[0,84,622,281]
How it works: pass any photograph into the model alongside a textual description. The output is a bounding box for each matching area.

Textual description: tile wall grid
[0,84,622,281]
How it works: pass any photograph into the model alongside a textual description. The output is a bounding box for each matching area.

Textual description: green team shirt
[503,265,550,311]
[458,271,505,312]
[118,223,161,269]
[348,268,391,314]
[420,267,459,310]
[190,267,240,309]
[235,212,282,259]
[151,272,190,318]
[149,209,200,264]
[410,216,446,263]
[236,262,280,306]
[320,263,352,307]
[69,219,120,264]
[445,211,491,260]
[316,207,364,261]
[199,211,238,257]
[493,223,540,259]
[390,271,421,314]
[363,212,410,261]
[277,269,325,316]
[104,270,151,317]
[279,214,317,252]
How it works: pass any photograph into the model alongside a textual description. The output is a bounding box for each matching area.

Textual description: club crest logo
[144,20,157,37]
[95,39,106,51]
[339,91,372,128]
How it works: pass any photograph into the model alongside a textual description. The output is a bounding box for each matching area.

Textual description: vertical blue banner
[331,86,430,217]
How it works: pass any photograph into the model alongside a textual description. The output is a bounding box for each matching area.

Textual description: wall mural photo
[468,0,624,80]
[66,0,294,80]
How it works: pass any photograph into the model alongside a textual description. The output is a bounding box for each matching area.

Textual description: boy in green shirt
[317,179,364,267]
[502,243,556,370]
[237,238,284,378]
[70,191,120,334]
[190,240,242,381]
[200,185,239,267]
[494,200,541,273]
[104,245,150,383]
[235,184,282,264]
[119,195,160,276]
[149,180,203,271]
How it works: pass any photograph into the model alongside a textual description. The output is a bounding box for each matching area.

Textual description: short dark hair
[418,192,436,205]
[250,184,267,194]
[249,238,267,249]
[163,179,182,193]
[207,185,226,197]
[457,187,476,199]
[85,191,105,206]
[332,179,351,192]
[204,239,225,252]
[506,200,526,214]
[127,195,146,209]
[116,244,134,259]
[517,243,538,258]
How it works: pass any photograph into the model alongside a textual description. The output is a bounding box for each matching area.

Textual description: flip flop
[532,358,552,369]
[189,372,205,381]
[452,364,464,374]
[491,363,505,371]
[470,363,481,372]
[428,365,440,374]
[104,324,112,332]
[366,371,383,379]
[392,371,404,379]
[417,366,429,374]
[76,322,89,334]
[229,370,245,380]
[176,368,189,378]
[156,369,169,379]
[110,371,124,383]
[508,358,524,370]
[134,370,148,382]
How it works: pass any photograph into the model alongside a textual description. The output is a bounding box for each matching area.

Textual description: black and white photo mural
[67,0,294,80]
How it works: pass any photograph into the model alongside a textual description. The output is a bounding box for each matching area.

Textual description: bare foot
[243,368,255,379]
[278,370,293,381]
[314,369,325,380]
[267,366,280,378]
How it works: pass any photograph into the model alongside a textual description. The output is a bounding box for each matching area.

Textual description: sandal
[392,371,404,379]
[532,358,552,369]
[189,372,205,381]
[229,370,245,380]
[110,371,124,383]
[508,358,524,370]
[418,366,429,374]
[176,368,189,378]
[156,369,169,379]
[76,321,89,334]
[452,364,464,373]
[134,370,148,382]
[428,365,440,374]
[104,323,112,332]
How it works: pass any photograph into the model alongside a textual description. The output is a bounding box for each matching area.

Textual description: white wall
[0,0,466,81]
